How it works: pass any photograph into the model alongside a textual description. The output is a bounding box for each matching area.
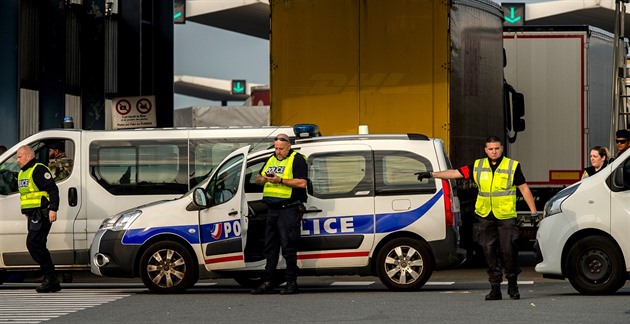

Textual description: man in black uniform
[17,145,61,293]
[417,136,537,300]
[251,134,308,295]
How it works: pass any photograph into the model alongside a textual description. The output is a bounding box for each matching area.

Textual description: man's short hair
[49,142,65,151]
[616,129,630,140]
[485,136,502,144]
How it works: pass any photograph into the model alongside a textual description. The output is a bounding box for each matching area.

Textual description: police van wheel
[139,241,197,293]
[376,238,433,291]
[566,236,626,295]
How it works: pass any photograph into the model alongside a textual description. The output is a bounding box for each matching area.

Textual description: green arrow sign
[502,3,525,26]
[504,8,521,24]
[231,80,247,95]
[174,0,185,24]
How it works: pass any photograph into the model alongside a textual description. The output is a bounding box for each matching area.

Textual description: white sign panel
[112,95,157,129]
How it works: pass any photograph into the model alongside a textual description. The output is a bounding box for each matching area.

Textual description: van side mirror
[193,188,209,208]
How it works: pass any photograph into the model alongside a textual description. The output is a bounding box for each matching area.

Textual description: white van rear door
[199,146,249,270]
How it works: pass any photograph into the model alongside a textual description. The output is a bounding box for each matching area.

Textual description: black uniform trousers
[262,205,302,283]
[26,210,55,275]
[477,213,521,285]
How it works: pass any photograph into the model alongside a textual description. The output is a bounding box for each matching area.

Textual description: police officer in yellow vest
[251,134,308,295]
[416,136,537,301]
[17,145,61,293]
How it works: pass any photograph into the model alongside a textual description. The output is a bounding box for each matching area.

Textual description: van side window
[375,151,436,195]
[0,153,19,195]
[308,151,374,199]
[47,139,75,182]
[191,141,241,187]
[190,139,274,188]
[90,140,187,195]
[244,159,267,193]
[205,154,243,205]
[0,138,76,195]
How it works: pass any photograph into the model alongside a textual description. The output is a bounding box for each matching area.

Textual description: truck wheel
[566,236,626,295]
[139,241,197,293]
[376,238,433,291]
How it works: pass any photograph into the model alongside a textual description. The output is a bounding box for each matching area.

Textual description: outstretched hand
[415,171,431,181]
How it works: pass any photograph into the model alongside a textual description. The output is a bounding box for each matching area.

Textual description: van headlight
[100,210,142,231]
[543,183,580,218]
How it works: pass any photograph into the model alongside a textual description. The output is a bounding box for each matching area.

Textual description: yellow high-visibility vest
[18,163,51,209]
[472,157,518,220]
[261,151,301,199]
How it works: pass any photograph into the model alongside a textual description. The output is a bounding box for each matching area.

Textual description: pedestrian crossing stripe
[0,289,130,324]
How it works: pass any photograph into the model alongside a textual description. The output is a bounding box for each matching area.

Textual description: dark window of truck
[374,151,436,195]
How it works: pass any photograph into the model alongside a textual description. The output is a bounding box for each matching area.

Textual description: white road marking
[0,289,131,324]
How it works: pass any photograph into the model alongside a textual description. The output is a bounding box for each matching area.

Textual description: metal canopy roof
[185,1,630,40]
[507,0,630,36]
[186,0,270,39]
[174,75,263,102]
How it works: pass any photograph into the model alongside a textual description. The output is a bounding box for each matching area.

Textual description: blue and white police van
[90,133,466,293]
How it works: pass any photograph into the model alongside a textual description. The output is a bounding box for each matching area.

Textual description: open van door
[197,146,249,271]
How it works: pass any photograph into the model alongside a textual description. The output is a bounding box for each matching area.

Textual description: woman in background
[582,146,609,179]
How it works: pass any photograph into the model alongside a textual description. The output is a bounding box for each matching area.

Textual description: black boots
[485,285,502,301]
[36,274,61,293]
[485,280,519,301]
[507,278,520,300]
[250,281,299,295]
[280,281,298,295]
[250,281,275,295]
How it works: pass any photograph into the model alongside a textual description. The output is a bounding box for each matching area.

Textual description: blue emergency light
[293,124,321,139]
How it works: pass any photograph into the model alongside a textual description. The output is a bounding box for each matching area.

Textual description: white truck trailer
[503,26,614,240]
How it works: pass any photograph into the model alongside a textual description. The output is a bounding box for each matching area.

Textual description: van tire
[376,238,433,291]
[566,236,626,295]
[139,241,197,293]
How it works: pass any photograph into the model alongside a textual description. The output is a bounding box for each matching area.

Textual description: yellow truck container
[270,0,505,166]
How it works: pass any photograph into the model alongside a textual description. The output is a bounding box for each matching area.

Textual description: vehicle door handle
[228,210,238,216]
[303,208,322,214]
[68,187,77,207]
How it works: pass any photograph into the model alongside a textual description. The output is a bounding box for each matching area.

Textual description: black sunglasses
[616,139,628,144]
[274,137,290,142]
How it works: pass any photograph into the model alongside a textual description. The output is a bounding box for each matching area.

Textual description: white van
[0,126,296,282]
[90,134,465,293]
[535,149,630,294]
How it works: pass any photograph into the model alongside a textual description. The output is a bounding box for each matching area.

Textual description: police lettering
[301,217,354,235]
[18,179,29,188]
[266,166,286,175]
[223,220,241,237]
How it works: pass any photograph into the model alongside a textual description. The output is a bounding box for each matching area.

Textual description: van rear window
[89,138,270,195]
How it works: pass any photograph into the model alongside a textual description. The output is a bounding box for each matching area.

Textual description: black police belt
[268,200,302,209]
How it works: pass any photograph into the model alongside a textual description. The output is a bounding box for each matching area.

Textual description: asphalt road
[2,252,630,323]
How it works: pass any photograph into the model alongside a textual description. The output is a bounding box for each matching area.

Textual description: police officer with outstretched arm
[250,133,308,295]
[416,136,537,301]
[17,145,61,293]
